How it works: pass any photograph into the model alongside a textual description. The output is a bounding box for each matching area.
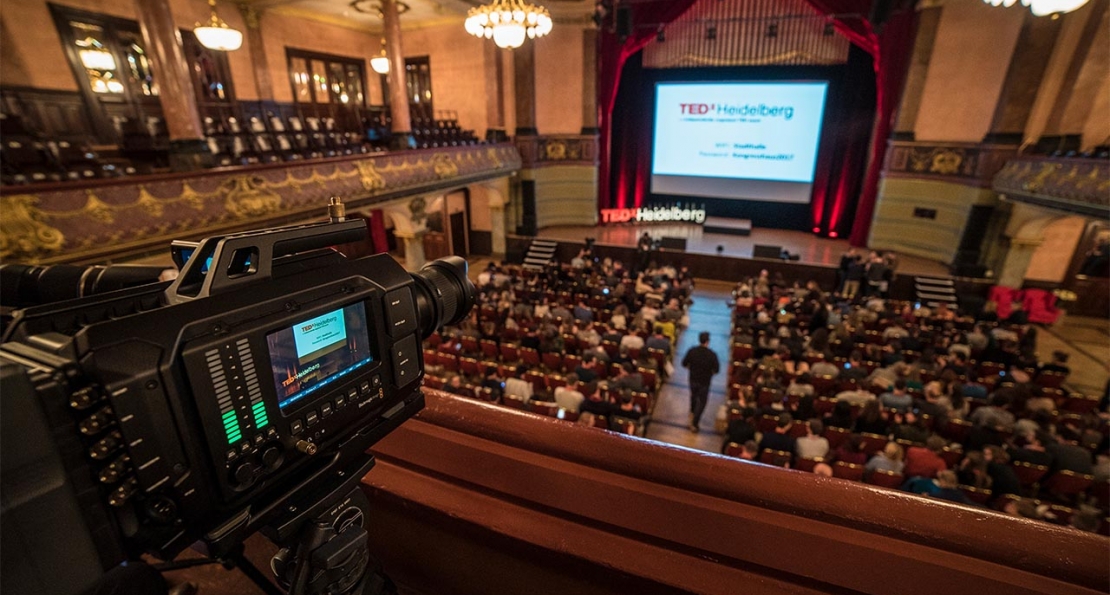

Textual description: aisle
[645,281,735,453]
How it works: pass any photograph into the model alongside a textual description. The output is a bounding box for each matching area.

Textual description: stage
[537,223,949,277]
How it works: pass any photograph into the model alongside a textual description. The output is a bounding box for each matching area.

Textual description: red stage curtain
[796,1,916,246]
[597,0,699,212]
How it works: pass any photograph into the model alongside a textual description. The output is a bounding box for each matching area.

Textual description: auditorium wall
[526,165,599,228]
[869,178,996,264]
[399,22,492,135]
[912,0,1026,142]
[534,26,585,135]
[0,0,255,97]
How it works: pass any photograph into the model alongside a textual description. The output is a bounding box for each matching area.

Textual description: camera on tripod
[0,200,476,595]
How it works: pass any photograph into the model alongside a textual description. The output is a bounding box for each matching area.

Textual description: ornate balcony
[0,144,521,264]
[993,156,1110,218]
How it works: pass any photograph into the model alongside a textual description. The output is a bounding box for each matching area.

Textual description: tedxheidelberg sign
[600,204,707,225]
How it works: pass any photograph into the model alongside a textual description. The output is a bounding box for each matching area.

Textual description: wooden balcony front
[361,390,1105,595]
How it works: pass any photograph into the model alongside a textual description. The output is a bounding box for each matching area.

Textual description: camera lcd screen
[267,302,374,414]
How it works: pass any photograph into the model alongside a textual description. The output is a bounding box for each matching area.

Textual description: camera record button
[383,289,418,337]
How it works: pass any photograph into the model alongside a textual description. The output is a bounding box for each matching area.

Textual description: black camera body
[0,218,474,592]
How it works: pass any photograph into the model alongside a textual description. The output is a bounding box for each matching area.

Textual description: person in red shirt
[903,435,949,479]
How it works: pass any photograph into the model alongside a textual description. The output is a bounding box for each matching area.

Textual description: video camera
[0,202,475,595]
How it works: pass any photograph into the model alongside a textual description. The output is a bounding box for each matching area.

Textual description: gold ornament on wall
[223,175,282,218]
[0,195,65,263]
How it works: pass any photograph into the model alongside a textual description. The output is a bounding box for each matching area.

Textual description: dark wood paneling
[1,87,95,141]
[363,392,1106,595]
[468,230,492,256]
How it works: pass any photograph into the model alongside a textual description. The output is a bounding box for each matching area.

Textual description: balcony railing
[0,144,521,265]
[993,155,1110,218]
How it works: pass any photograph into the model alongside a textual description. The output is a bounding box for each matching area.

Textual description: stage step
[914,275,958,308]
[523,239,558,271]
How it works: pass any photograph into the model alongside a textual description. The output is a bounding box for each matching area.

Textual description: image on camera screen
[267,302,374,413]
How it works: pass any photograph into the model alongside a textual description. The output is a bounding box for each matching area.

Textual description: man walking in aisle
[682,331,720,433]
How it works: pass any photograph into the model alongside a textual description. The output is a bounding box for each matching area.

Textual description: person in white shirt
[504,373,533,400]
[554,374,586,412]
[620,330,645,354]
[795,419,830,460]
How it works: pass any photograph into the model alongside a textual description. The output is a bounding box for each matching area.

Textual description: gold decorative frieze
[993,156,1109,218]
[0,144,521,264]
[515,135,599,168]
[884,140,1017,187]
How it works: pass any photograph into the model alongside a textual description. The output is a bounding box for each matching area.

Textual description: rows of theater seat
[1,114,140,185]
[722,296,1108,533]
[203,114,380,166]
[422,264,668,437]
[409,117,480,149]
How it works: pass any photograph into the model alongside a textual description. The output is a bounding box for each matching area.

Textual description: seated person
[608,390,643,426]
[1010,430,1055,468]
[832,435,868,465]
[795,419,830,460]
[610,362,644,392]
[504,366,534,401]
[903,435,949,479]
[865,442,905,475]
[880,379,913,413]
[823,400,855,430]
[554,374,586,413]
[1038,351,1070,377]
[722,407,758,454]
[853,400,889,435]
[758,413,797,462]
[481,365,504,400]
[574,353,599,384]
[442,374,464,395]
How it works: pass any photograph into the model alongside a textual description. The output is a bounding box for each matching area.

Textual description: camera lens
[410,256,476,339]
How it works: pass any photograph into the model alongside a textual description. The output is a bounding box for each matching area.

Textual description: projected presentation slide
[651,81,828,203]
[266,302,374,413]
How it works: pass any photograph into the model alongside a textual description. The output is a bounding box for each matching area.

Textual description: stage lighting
[812,226,821,233]
[766,23,778,38]
[829,231,838,238]
[706,25,717,40]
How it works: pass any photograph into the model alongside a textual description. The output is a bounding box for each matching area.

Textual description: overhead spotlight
[706,25,717,40]
[656,27,665,42]
[823,21,835,36]
[766,23,778,38]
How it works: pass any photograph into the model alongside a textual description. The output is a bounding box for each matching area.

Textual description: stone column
[513,41,537,136]
[382,0,415,150]
[490,203,507,256]
[135,0,211,170]
[581,27,598,135]
[396,230,427,270]
[997,238,1042,288]
[239,5,273,100]
[892,4,942,138]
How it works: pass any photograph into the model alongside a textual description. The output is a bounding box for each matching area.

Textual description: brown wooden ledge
[361,390,1106,595]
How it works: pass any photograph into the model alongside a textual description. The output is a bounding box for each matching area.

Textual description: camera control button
[253,434,265,446]
[372,374,381,388]
[335,394,347,409]
[239,442,252,455]
[359,380,371,395]
[391,335,420,387]
[320,403,333,418]
[383,289,418,337]
[348,387,358,401]
[290,419,304,434]
[305,410,319,427]
[226,449,238,462]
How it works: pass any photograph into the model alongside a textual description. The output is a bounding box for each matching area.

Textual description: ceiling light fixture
[982,0,1089,17]
[193,0,243,51]
[371,38,390,74]
[464,0,553,49]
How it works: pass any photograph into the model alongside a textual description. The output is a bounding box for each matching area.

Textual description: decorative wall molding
[515,134,599,168]
[883,140,1018,187]
[992,156,1110,218]
[0,144,521,264]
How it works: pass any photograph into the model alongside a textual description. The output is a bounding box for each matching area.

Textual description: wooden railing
[361,391,1106,595]
[0,144,521,265]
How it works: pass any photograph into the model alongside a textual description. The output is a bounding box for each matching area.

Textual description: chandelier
[464,0,553,49]
[194,0,243,51]
[982,0,1089,17]
[371,38,390,74]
